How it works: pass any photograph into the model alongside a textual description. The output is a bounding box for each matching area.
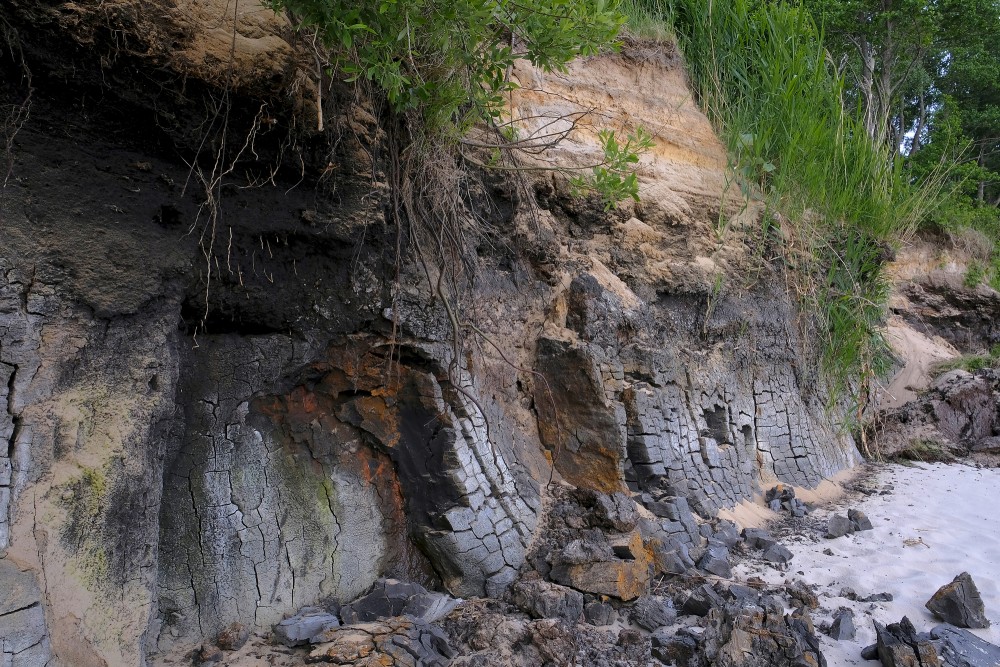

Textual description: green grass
[930,345,1000,377]
[618,0,674,41]
[623,0,944,406]
[892,438,955,464]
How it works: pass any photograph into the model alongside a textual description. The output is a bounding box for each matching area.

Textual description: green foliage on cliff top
[265,0,625,129]
[628,0,944,411]
[265,0,655,207]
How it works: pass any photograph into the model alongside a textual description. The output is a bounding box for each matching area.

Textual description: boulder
[510,579,584,623]
[849,509,874,531]
[925,572,990,629]
[309,617,453,667]
[273,607,341,647]
[698,545,732,578]
[584,601,617,626]
[828,608,856,641]
[556,538,615,565]
[585,490,640,532]
[681,584,726,617]
[631,595,677,631]
[712,521,743,548]
[216,622,250,651]
[647,537,696,576]
[874,617,941,667]
[722,584,761,606]
[651,627,700,666]
[549,531,652,600]
[930,623,1000,667]
[341,579,459,625]
[742,528,777,551]
[766,484,796,503]
[762,543,793,566]
[826,514,853,539]
[701,599,827,667]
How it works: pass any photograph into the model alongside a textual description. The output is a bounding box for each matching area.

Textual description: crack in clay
[4,361,19,461]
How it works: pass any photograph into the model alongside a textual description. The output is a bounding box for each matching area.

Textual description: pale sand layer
[719,468,858,529]
[734,463,1000,666]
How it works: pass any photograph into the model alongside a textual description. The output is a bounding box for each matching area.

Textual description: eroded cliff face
[0,2,859,665]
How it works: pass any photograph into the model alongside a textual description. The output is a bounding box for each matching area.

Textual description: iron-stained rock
[549,531,652,600]
[875,617,941,667]
[309,617,453,666]
[216,622,249,651]
[925,572,990,629]
[701,599,827,667]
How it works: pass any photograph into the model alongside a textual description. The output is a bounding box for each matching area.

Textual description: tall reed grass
[625,0,944,410]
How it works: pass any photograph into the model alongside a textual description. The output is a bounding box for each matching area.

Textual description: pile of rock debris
[183,486,997,667]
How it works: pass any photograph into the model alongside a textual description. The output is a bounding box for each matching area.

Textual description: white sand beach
[733,462,1000,666]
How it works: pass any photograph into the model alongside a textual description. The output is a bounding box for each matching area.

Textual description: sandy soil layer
[735,462,1000,666]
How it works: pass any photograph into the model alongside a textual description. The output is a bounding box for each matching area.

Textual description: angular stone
[549,531,651,601]
[875,617,942,667]
[591,491,640,532]
[404,592,461,623]
[925,572,990,629]
[216,622,249,651]
[631,595,677,631]
[698,545,732,578]
[766,484,796,503]
[848,508,873,531]
[273,607,340,647]
[762,543,793,565]
[700,599,827,667]
[826,514,853,539]
[712,520,742,548]
[584,601,617,626]
[681,584,725,617]
[742,527,777,551]
[930,623,1000,667]
[828,608,856,640]
[648,538,696,577]
[510,579,584,623]
[722,584,760,606]
[651,627,699,665]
